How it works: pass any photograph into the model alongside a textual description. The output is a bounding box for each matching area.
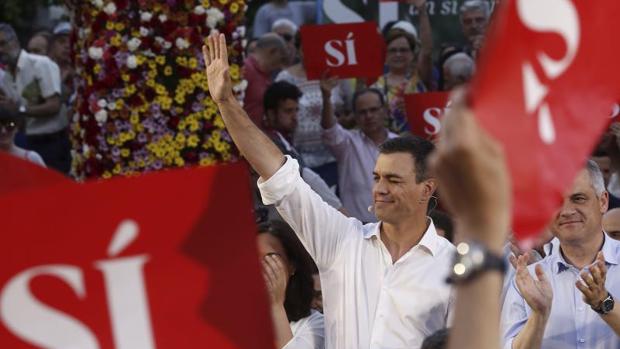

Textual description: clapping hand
[515,254,553,317]
[576,252,609,309]
[262,253,289,306]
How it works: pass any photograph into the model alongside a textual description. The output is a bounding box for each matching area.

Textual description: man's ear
[421,178,437,202]
[600,191,610,214]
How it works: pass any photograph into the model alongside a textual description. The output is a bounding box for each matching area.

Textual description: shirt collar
[555,232,619,274]
[364,218,441,256]
[16,50,28,71]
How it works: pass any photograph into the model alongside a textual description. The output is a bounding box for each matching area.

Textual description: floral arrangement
[66,0,247,179]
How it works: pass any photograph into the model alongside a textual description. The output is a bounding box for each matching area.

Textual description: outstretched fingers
[219,33,228,61]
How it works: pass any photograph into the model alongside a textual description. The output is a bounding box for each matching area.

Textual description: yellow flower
[102,171,112,179]
[229,64,240,80]
[188,58,198,69]
[189,121,200,132]
[111,35,122,47]
[121,149,130,157]
[176,56,188,66]
[125,85,136,95]
[202,0,210,7]
[93,64,102,74]
[230,3,239,14]
[219,0,228,4]
[174,95,185,105]
[187,135,199,147]
[175,133,186,144]
[156,85,166,95]
[146,79,156,87]
[121,74,130,82]
[113,164,122,175]
[107,137,116,145]
[148,61,156,69]
[106,22,115,31]
[137,55,146,65]
[175,157,185,167]
[147,70,157,79]
[130,113,140,125]
[155,56,166,65]
[114,23,125,31]
[200,157,216,166]
[164,66,173,76]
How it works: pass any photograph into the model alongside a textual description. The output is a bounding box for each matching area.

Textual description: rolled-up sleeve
[500,278,530,349]
[322,123,352,159]
[258,156,359,270]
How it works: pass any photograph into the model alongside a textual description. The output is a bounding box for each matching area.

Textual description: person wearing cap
[0,22,69,173]
[0,106,45,166]
[370,0,433,134]
[49,21,74,119]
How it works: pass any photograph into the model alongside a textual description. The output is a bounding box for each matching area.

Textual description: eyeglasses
[0,120,17,133]
[356,106,383,116]
[387,47,412,55]
[462,17,486,26]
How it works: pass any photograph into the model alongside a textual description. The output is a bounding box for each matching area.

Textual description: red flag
[470,0,620,241]
[0,152,71,197]
[0,164,273,348]
[404,92,451,139]
[300,22,385,80]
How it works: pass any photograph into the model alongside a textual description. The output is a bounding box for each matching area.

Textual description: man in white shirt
[0,23,69,174]
[203,33,454,349]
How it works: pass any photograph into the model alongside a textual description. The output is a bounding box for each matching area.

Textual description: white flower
[175,38,190,50]
[140,11,152,22]
[82,144,91,156]
[95,109,108,123]
[103,2,117,15]
[107,101,117,110]
[205,8,224,29]
[158,14,167,22]
[92,0,104,8]
[126,55,138,69]
[88,46,103,60]
[236,26,246,38]
[233,80,248,92]
[163,41,172,50]
[139,26,149,37]
[127,37,141,52]
[97,99,108,108]
[194,5,206,15]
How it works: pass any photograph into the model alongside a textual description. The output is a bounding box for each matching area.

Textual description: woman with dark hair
[257,220,325,349]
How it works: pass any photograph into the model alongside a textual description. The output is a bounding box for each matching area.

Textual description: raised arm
[320,74,338,130]
[430,89,510,349]
[412,0,434,88]
[203,34,284,179]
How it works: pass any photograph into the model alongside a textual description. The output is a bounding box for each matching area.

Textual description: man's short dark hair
[421,328,449,349]
[379,135,435,182]
[263,81,302,113]
[352,88,385,113]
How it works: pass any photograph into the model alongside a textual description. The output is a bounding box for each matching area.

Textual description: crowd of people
[2,0,620,348]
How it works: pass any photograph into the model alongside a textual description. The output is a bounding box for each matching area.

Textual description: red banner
[470,0,620,241]
[404,92,451,139]
[0,160,273,349]
[300,22,385,80]
[0,152,71,196]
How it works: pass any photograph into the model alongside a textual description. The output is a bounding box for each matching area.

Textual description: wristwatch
[447,240,506,284]
[592,292,615,315]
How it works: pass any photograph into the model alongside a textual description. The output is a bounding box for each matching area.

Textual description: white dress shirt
[0,50,65,135]
[284,310,325,349]
[259,156,454,349]
[501,233,620,349]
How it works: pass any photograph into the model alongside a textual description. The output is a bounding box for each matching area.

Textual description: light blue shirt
[501,233,620,349]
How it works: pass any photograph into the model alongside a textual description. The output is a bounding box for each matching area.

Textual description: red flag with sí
[300,22,385,80]
[470,0,620,242]
[0,161,273,348]
[404,92,451,139]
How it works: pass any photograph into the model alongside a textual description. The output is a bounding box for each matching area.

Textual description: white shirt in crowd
[323,123,397,223]
[8,146,46,167]
[0,50,65,135]
[283,310,325,349]
[259,156,454,349]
